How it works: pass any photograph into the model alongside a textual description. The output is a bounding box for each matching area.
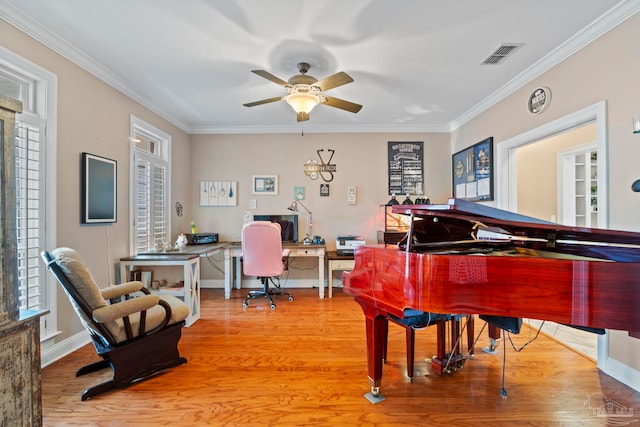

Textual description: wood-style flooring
[42,288,640,426]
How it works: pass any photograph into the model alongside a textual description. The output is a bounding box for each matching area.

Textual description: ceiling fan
[243,62,362,122]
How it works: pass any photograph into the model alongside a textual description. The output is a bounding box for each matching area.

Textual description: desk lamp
[287,200,312,245]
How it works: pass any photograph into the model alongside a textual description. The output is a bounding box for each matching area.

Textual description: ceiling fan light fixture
[285,91,320,114]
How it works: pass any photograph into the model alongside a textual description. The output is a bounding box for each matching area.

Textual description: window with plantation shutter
[2,45,59,349]
[130,116,171,254]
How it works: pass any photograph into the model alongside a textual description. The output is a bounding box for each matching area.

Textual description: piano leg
[355,298,388,403]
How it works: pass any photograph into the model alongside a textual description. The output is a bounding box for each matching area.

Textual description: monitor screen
[252,214,299,243]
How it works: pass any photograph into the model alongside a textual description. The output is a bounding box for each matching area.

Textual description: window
[1,45,58,342]
[130,116,171,254]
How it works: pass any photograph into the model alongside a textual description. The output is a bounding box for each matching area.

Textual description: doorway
[495,101,608,364]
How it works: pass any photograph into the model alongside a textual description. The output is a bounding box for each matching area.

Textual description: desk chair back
[242,221,285,277]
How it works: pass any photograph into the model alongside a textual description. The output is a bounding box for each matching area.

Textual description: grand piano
[343,198,640,401]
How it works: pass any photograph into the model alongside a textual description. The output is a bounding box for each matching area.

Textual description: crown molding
[450,0,640,131]
[189,122,452,135]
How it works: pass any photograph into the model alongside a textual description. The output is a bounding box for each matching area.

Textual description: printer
[187,233,219,245]
[336,236,366,255]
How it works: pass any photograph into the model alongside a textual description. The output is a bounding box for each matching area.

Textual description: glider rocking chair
[42,247,189,400]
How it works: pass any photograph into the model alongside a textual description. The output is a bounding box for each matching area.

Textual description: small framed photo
[252,175,278,195]
[320,184,330,197]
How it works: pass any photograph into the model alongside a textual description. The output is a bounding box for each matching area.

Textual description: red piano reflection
[343,198,640,401]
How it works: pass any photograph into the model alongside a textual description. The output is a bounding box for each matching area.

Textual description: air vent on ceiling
[481,43,522,65]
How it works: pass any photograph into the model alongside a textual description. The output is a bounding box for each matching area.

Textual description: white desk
[224,243,326,299]
[120,243,226,327]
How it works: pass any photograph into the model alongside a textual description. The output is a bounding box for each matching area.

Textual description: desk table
[120,243,226,326]
[326,251,355,298]
[224,243,326,299]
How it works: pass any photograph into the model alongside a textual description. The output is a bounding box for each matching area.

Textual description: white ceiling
[1,0,637,134]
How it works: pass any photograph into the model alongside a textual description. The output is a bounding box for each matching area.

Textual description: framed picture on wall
[81,152,117,224]
[252,175,278,195]
[451,137,494,201]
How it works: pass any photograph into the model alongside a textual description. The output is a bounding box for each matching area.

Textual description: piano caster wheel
[371,387,380,397]
[270,303,276,310]
[288,295,294,302]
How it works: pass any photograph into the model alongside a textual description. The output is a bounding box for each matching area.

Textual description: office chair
[42,247,189,400]
[241,221,293,309]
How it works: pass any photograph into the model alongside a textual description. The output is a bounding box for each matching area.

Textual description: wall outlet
[243,211,253,224]
[249,199,257,209]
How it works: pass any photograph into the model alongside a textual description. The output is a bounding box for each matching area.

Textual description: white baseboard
[601,355,640,392]
[201,278,326,290]
[41,330,91,368]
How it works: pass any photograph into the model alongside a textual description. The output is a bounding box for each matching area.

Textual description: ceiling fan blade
[315,72,354,91]
[251,70,289,87]
[323,96,362,114]
[243,96,283,107]
[297,112,309,122]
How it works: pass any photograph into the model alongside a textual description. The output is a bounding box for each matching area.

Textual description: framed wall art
[451,137,494,202]
[81,152,117,223]
[387,141,424,195]
[252,175,278,195]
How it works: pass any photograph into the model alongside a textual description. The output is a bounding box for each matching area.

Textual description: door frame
[495,100,608,368]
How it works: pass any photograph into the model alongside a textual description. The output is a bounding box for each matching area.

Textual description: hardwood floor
[42,288,640,426]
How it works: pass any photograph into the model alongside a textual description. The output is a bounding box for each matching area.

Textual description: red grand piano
[343,198,640,401]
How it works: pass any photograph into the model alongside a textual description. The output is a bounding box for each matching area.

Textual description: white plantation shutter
[15,121,45,313]
[135,158,152,253]
[152,163,168,245]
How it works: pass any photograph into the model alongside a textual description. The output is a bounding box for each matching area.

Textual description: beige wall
[1,19,191,340]
[189,132,450,280]
[452,14,640,373]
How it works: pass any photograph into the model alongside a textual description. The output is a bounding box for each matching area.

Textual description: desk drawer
[330,260,355,270]
[288,248,323,257]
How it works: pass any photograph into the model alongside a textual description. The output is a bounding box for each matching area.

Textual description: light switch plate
[347,185,357,205]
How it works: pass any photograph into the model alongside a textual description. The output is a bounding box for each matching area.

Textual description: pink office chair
[242,221,293,309]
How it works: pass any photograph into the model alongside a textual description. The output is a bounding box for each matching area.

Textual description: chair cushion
[108,295,189,344]
[160,295,190,325]
[51,247,107,310]
[389,311,454,328]
[51,248,110,341]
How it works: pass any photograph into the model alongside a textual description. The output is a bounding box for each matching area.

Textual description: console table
[120,243,226,326]
[326,251,355,298]
[224,243,326,299]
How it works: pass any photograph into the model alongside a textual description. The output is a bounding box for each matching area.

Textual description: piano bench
[387,312,472,379]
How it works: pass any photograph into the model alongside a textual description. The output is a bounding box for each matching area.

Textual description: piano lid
[392,198,640,263]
